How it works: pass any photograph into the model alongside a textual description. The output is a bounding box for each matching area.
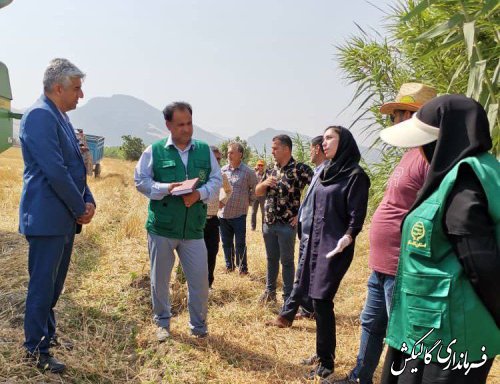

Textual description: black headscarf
[320,126,364,186]
[412,94,492,209]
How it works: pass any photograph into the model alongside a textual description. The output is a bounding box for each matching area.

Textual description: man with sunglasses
[333,83,436,384]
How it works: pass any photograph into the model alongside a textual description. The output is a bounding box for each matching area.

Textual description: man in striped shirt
[219,142,257,274]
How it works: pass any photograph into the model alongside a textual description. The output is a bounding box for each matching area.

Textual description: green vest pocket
[156,160,177,182]
[402,272,451,297]
[406,306,446,345]
[403,273,452,346]
[153,212,173,230]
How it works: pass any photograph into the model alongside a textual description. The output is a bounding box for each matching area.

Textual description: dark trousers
[203,216,220,288]
[280,236,314,321]
[24,232,75,354]
[250,197,265,230]
[313,299,335,370]
[219,215,248,271]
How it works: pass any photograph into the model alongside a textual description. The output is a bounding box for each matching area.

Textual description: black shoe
[49,335,74,351]
[300,354,319,366]
[305,364,333,380]
[26,352,66,373]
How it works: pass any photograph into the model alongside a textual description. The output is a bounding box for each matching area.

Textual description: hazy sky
[1,0,389,143]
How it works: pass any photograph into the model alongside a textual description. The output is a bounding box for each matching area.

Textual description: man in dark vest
[135,101,222,340]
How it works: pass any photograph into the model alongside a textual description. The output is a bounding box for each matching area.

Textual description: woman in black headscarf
[299,126,370,380]
[379,94,500,384]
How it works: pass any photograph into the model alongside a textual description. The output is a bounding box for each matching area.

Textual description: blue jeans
[219,215,248,271]
[262,222,296,299]
[350,271,395,384]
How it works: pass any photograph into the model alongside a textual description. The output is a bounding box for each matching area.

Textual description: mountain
[14,94,380,163]
[68,94,225,146]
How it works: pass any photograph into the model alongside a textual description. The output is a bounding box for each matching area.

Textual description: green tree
[393,0,499,154]
[103,146,124,159]
[120,135,145,161]
[337,0,499,216]
[292,133,312,166]
[337,0,499,154]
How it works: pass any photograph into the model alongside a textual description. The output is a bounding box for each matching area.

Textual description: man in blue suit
[19,58,96,373]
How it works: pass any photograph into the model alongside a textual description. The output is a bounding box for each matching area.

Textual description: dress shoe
[265,315,292,328]
[26,352,66,373]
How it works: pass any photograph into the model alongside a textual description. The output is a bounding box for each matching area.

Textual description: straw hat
[380,83,437,115]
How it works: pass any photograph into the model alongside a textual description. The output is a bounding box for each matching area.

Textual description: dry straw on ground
[0,148,498,383]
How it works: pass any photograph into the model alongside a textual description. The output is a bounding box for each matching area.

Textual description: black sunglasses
[389,110,414,123]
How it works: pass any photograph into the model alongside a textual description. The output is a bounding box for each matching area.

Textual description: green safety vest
[386,153,500,363]
[146,138,211,240]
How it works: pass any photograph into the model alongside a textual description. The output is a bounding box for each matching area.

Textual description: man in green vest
[135,101,222,340]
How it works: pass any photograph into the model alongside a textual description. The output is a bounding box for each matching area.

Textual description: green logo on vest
[408,221,427,249]
[198,169,207,182]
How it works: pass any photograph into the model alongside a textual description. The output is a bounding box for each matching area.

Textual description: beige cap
[380,83,437,115]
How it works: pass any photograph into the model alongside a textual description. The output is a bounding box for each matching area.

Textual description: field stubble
[0,148,497,383]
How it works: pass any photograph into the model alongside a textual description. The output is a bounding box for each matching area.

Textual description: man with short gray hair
[20,58,96,373]
[219,142,257,274]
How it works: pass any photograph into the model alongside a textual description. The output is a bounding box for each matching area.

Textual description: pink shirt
[369,148,429,275]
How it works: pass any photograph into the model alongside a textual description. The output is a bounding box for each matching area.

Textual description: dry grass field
[0,147,498,383]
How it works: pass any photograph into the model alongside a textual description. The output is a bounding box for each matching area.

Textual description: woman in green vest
[378,94,499,384]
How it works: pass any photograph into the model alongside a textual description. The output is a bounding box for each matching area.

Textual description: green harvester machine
[0,0,21,154]
[0,61,21,153]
